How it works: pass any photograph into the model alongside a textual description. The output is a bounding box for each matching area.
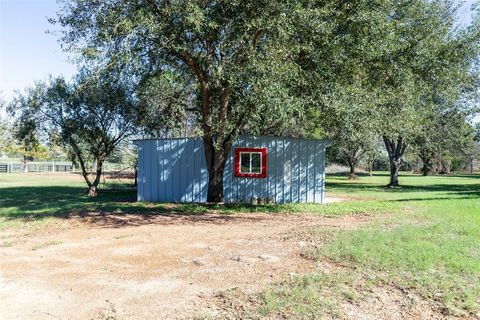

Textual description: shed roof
[133,135,331,145]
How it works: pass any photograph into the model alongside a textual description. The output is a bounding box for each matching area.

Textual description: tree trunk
[203,137,231,203]
[87,185,97,197]
[419,151,432,176]
[422,159,430,176]
[389,158,400,187]
[383,136,407,187]
[207,167,225,202]
[348,160,357,180]
[134,166,138,187]
[440,160,451,174]
[78,157,103,197]
[89,159,104,196]
[368,159,374,176]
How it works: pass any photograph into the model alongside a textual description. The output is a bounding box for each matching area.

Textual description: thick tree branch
[180,52,211,135]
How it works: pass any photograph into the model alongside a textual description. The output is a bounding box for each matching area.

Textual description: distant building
[135,136,330,204]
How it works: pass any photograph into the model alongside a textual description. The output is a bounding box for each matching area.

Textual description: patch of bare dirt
[0,213,364,320]
[324,196,350,204]
[341,286,463,320]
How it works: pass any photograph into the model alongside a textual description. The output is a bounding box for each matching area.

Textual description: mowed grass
[1,172,479,317]
[0,171,412,226]
[0,172,397,228]
[0,173,139,229]
[257,173,480,318]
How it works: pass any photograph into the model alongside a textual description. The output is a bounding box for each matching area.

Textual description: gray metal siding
[223,136,326,204]
[136,136,327,204]
[136,138,208,202]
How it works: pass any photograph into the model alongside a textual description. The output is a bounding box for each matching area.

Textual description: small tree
[364,141,383,176]
[414,108,475,176]
[322,85,379,179]
[469,123,480,173]
[13,117,49,164]
[10,74,138,196]
[0,118,16,158]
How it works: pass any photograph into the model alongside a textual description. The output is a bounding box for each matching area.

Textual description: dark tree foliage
[53,0,305,202]
[414,107,476,176]
[302,0,480,186]
[49,0,480,195]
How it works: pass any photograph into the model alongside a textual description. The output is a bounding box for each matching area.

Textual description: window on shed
[240,152,262,174]
[234,148,267,178]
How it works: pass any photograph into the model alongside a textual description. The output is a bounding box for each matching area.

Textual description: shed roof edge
[133,135,332,145]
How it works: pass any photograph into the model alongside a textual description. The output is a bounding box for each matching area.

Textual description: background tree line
[6,0,480,200]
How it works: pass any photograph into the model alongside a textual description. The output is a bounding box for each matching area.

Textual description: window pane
[251,153,261,173]
[240,153,250,173]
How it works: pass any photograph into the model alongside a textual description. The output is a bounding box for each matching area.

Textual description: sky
[0,0,76,103]
[0,0,478,104]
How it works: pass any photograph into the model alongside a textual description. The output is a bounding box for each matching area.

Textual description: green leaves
[54,0,307,139]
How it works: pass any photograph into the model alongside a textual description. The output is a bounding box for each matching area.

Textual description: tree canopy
[304,0,480,185]
[8,0,476,197]
[9,73,138,195]
[53,0,310,201]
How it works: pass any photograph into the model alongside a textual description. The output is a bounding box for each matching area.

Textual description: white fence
[0,163,74,173]
[0,162,129,173]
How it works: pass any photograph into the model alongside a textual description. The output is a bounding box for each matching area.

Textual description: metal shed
[135,136,330,204]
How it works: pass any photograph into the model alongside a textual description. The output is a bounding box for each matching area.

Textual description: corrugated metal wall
[136,136,328,204]
[136,138,208,202]
[224,136,327,203]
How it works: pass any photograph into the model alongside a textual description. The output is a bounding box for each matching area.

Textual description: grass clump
[257,272,361,319]
[31,240,63,251]
[1,240,14,247]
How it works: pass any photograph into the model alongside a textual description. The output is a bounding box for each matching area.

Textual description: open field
[0,172,479,319]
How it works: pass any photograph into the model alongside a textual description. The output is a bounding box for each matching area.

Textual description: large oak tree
[373,0,480,186]
[53,0,304,202]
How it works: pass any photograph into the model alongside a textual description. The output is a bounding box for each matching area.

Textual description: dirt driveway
[0,213,364,320]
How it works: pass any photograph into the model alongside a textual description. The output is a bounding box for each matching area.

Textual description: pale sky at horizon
[0,0,478,105]
[1,0,76,103]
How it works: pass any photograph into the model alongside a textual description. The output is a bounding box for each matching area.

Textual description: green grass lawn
[257,173,480,318]
[1,172,479,317]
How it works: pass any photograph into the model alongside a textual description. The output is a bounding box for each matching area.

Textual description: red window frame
[234,147,267,178]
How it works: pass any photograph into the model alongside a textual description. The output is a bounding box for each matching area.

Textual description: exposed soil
[0,212,460,320]
[341,285,470,320]
[0,213,366,320]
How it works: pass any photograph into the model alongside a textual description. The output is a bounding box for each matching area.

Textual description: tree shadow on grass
[326,178,480,203]
[326,181,480,193]
[326,172,386,177]
[389,194,480,202]
[442,173,480,179]
[2,176,479,228]
[0,186,280,227]
[80,210,274,228]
